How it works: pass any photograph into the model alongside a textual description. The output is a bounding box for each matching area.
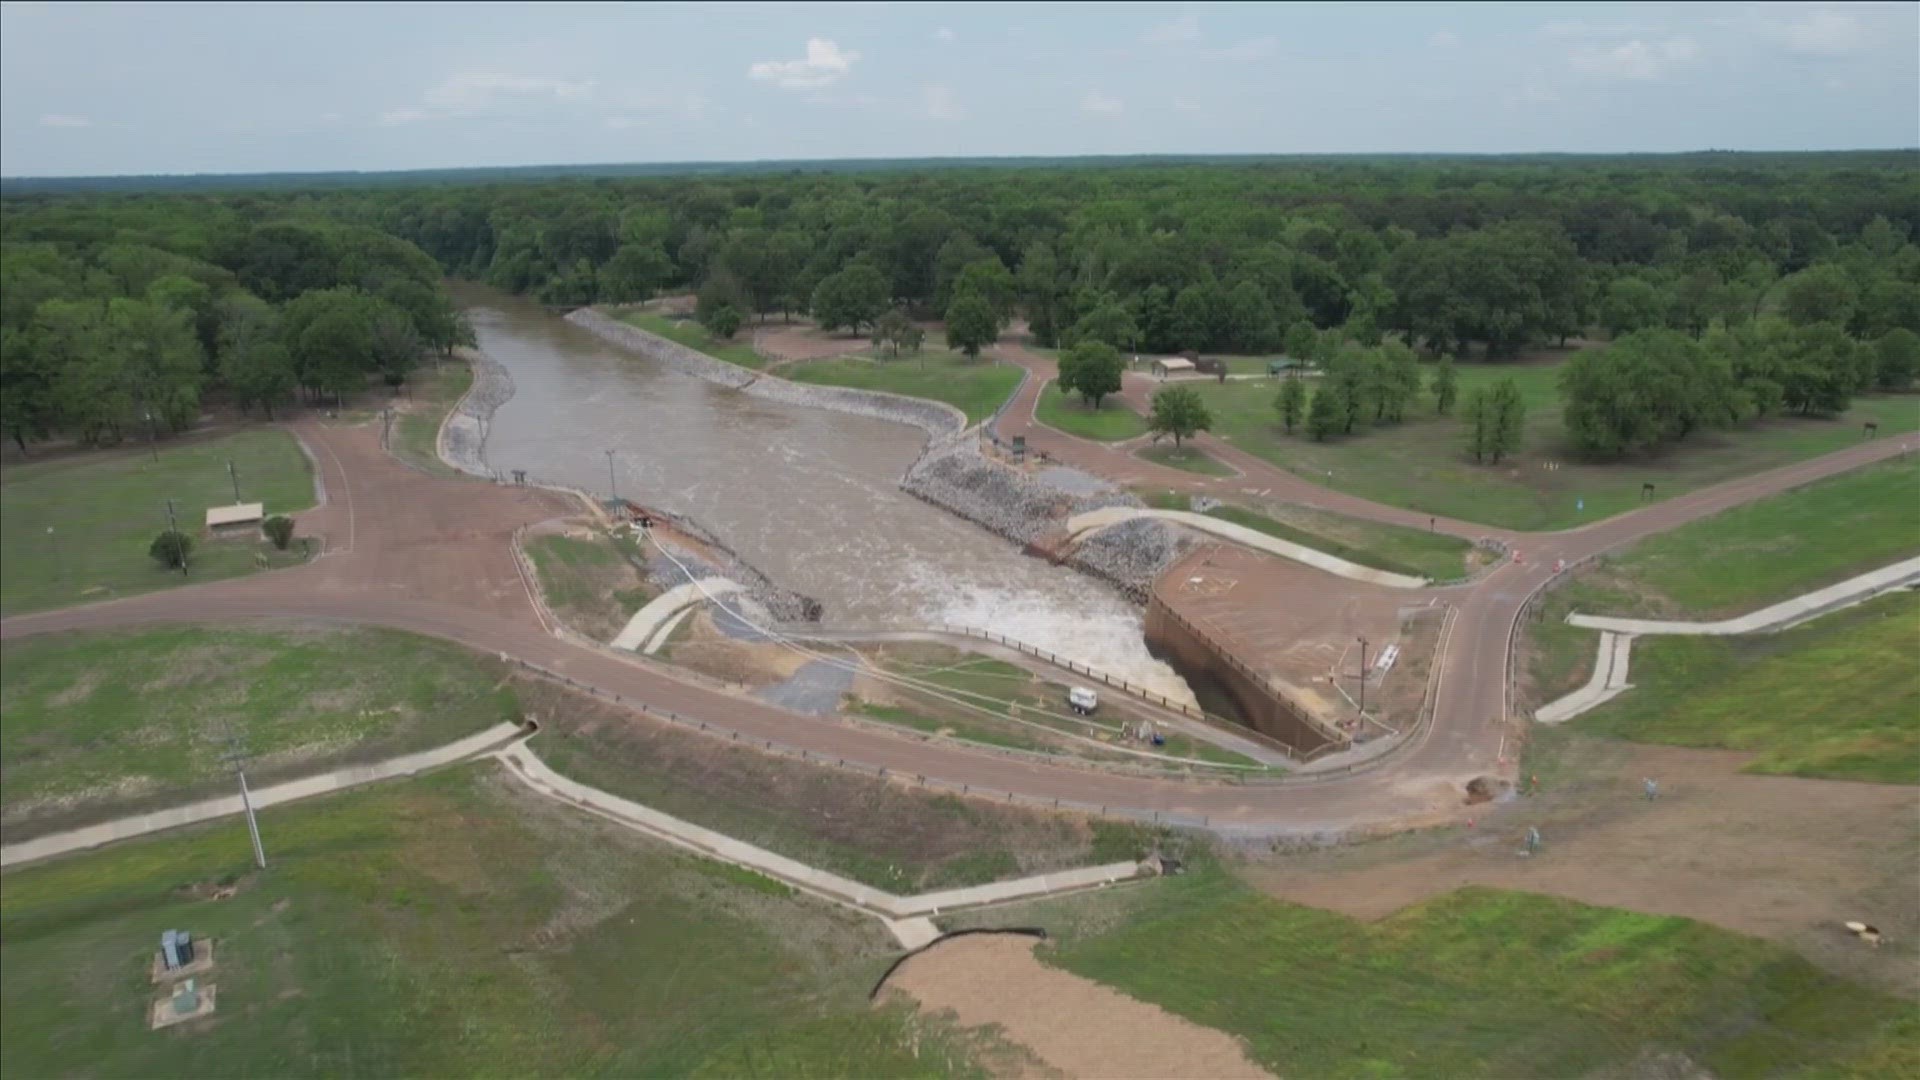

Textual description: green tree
[262,515,295,550]
[951,258,1017,326]
[810,264,890,333]
[1305,385,1343,442]
[695,270,746,333]
[599,243,673,303]
[1057,341,1124,408]
[1778,264,1859,327]
[872,308,913,358]
[706,304,743,340]
[945,294,1000,359]
[1464,378,1525,464]
[221,336,296,418]
[1069,302,1139,352]
[1561,330,1741,458]
[1283,320,1319,363]
[1873,328,1920,390]
[149,530,193,571]
[1274,375,1305,434]
[1599,275,1665,338]
[1148,385,1212,448]
[1430,355,1458,415]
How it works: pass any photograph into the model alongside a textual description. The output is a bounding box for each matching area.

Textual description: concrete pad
[1068,506,1428,588]
[610,577,744,651]
[1536,632,1635,725]
[887,917,943,950]
[149,983,217,1029]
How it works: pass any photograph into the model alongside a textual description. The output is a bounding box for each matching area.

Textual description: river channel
[460,287,1194,702]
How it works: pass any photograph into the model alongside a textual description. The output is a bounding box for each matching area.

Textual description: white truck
[1067,687,1099,716]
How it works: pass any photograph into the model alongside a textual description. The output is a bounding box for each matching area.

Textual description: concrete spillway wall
[1142,595,1345,757]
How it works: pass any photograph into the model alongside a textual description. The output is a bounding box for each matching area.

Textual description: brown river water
[460,287,1194,702]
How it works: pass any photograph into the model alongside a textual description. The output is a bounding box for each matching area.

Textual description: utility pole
[605,449,618,501]
[380,408,394,449]
[227,460,241,504]
[164,498,188,577]
[1356,634,1369,714]
[145,410,160,463]
[219,724,267,870]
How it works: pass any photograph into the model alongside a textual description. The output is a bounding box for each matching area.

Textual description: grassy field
[1141,491,1475,581]
[980,867,1916,1079]
[0,624,520,835]
[1576,592,1919,783]
[388,359,472,477]
[786,353,1023,424]
[615,310,767,369]
[0,764,995,1078]
[1188,354,1920,530]
[1136,444,1234,475]
[523,530,653,640]
[0,430,316,615]
[1586,456,1920,617]
[1035,385,1151,440]
[524,680,1160,893]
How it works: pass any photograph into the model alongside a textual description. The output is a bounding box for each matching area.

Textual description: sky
[2,1,1916,177]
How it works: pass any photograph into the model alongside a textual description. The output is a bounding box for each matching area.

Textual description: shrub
[149,530,193,570]
[262,515,295,550]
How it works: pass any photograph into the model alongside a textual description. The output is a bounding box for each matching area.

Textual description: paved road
[4,402,1908,836]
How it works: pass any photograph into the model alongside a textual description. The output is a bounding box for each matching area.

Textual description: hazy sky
[2,1,1915,177]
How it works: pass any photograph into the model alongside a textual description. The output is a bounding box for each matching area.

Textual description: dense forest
[3,153,1916,456]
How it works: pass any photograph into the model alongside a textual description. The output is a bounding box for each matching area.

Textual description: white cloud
[1570,36,1698,80]
[925,84,963,121]
[803,91,879,108]
[1429,29,1462,49]
[1143,15,1201,45]
[376,107,429,127]
[38,114,91,128]
[1763,8,1870,57]
[934,27,955,43]
[423,73,596,109]
[1081,89,1123,116]
[748,37,859,89]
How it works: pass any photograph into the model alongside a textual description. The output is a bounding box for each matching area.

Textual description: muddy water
[461,287,1194,703]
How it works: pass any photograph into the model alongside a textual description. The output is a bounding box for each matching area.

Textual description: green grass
[1035,869,1916,1079]
[615,310,767,369]
[1189,357,1920,530]
[1136,444,1234,475]
[1590,456,1920,618]
[785,352,1023,424]
[389,360,472,477]
[524,532,652,640]
[0,763,988,1078]
[0,430,317,615]
[1576,592,1919,783]
[0,625,521,834]
[1035,386,1151,440]
[1141,491,1475,580]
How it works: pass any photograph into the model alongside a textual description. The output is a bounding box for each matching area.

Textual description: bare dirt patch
[755,320,872,365]
[1247,738,1920,998]
[880,933,1271,1079]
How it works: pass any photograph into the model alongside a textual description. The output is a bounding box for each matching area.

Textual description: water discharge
[460,287,1196,705]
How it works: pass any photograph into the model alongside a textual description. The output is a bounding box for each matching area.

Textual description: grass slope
[615,310,766,369]
[1136,445,1234,475]
[1578,592,1919,783]
[1035,386,1151,440]
[1039,870,1915,1079]
[0,764,987,1078]
[787,353,1022,424]
[1142,492,1474,580]
[1191,357,1920,530]
[0,429,315,615]
[0,625,520,834]
[524,531,652,640]
[389,359,472,477]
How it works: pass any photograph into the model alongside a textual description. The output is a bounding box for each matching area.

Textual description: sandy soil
[754,320,872,364]
[881,933,1272,1079]
[1247,740,1920,998]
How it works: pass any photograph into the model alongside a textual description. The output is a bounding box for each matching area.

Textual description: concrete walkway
[609,577,744,651]
[0,722,527,868]
[494,741,1143,945]
[1536,556,1920,724]
[1567,556,1920,635]
[1066,506,1428,589]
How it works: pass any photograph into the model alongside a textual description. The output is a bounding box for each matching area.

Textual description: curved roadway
[3,377,1909,837]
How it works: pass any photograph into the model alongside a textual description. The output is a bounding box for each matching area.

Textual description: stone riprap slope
[566,309,757,388]
[440,349,515,479]
[1066,515,1197,603]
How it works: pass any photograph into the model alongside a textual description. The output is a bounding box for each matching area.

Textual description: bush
[149,530,193,570]
[262,515,295,550]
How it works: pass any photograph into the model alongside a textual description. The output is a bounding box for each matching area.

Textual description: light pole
[1356,634,1369,714]
[144,410,159,462]
[605,449,618,501]
[227,460,241,504]
[164,498,188,577]
[219,725,267,870]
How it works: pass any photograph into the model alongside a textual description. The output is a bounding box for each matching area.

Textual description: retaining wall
[1142,596,1344,756]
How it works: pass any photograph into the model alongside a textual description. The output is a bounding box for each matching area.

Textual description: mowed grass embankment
[388,358,473,477]
[955,866,1915,1079]
[524,678,1161,894]
[1189,353,1920,530]
[523,530,653,640]
[0,763,991,1078]
[614,310,767,369]
[1525,455,1920,708]
[1577,591,1919,784]
[0,429,315,615]
[1140,491,1476,581]
[0,624,520,837]
[1035,385,1151,440]
[786,352,1023,425]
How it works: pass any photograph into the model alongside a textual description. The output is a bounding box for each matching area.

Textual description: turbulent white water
[461,289,1197,706]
